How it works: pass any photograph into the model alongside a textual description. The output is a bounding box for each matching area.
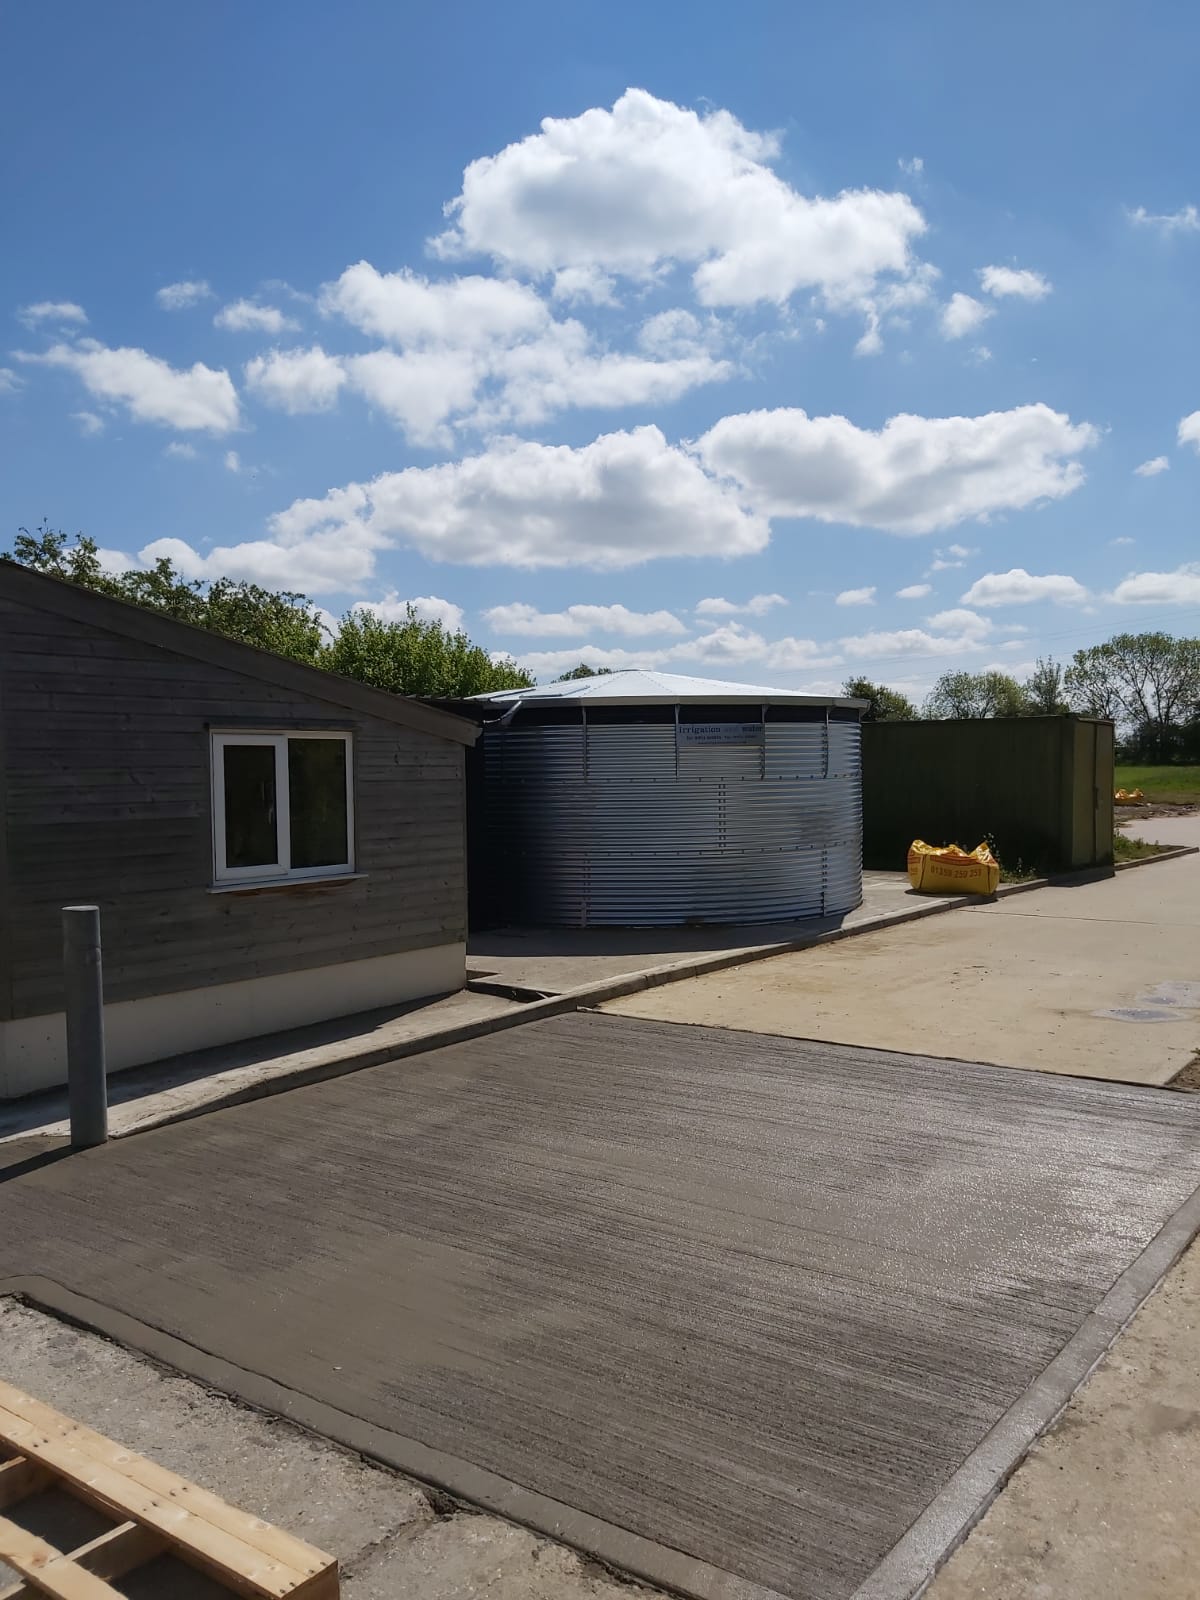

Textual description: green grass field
[1114,764,1200,805]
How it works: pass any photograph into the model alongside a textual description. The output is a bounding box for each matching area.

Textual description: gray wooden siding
[0,597,466,1021]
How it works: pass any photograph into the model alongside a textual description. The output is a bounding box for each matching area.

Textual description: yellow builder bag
[907,839,1000,896]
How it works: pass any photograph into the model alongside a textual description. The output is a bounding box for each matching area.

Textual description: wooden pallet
[0,1381,338,1599]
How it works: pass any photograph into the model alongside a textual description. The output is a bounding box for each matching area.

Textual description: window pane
[223,744,278,868]
[288,738,349,868]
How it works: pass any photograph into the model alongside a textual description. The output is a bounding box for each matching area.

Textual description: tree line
[846,631,1200,763]
[4,523,534,698]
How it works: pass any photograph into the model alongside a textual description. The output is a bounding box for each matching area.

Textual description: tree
[925,669,1029,719]
[5,522,325,663]
[5,523,535,697]
[556,664,615,681]
[1023,657,1069,715]
[1065,632,1200,761]
[324,607,534,697]
[841,676,917,721]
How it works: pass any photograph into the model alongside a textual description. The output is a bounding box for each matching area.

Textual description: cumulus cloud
[927,543,976,572]
[72,409,103,434]
[1134,455,1169,476]
[322,263,548,347]
[896,583,931,599]
[1178,412,1200,452]
[696,404,1096,535]
[1109,536,1135,547]
[18,339,240,433]
[839,628,975,660]
[959,568,1090,606]
[431,88,929,315]
[940,293,992,338]
[138,532,375,595]
[164,441,198,460]
[978,265,1052,300]
[262,425,768,574]
[835,586,876,606]
[214,299,299,334]
[551,266,618,306]
[694,593,787,617]
[156,280,213,310]
[925,607,993,637]
[342,347,482,445]
[1127,205,1199,236]
[485,601,687,637]
[244,346,348,413]
[1110,563,1200,605]
[351,592,466,631]
[17,301,87,328]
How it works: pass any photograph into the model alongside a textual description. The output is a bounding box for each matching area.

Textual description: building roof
[472,669,865,709]
[0,561,479,746]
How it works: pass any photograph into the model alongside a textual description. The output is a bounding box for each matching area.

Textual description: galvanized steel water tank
[473,671,865,928]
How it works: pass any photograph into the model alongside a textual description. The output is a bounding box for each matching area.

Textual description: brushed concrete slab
[606,854,1200,1084]
[2,1013,1200,1600]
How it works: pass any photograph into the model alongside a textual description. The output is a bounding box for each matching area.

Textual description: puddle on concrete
[1137,981,1200,1009]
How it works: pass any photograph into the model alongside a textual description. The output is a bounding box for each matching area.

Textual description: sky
[2,0,1199,696]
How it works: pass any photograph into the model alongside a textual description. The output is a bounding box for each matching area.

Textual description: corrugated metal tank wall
[481,712,862,927]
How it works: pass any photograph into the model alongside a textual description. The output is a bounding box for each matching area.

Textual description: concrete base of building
[0,943,465,1099]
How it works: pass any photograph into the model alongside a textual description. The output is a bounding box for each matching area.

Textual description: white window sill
[208,872,366,895]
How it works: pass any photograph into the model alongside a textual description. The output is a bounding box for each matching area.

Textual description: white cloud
[696,403,1097,535]
[139,532,374,595]
[156,280,213,310]
[351,592,466,631]
[960,568,1090,606]
[978,265,1052,300]
[19,339,240,433]
[899,156,924,176]
[551,266,618,306]
[343,347,483,445]
[515,624,839,681]
[484,601,686,638]
[431,88,929,315]
[224,450,241,473]
[267,425,768,572]
[896,583,931,599]
[244,346,348,414]
[835,586,876,606]
[940,293,992,339]
[1134,455,1169,477]
[214,299,299,334]
[17,301,87,328]
[0,367,22,393]
[1109,536,1135,547]
[1127,205,1199,236]
[840,627,978,661]
[322,263,549,347]
[1178,412,1200,452]
[694,593,787,617]
[164,441,197,459]
[927,542,976,572]
[1109,563,1200,605]
[72,409,103,434]
[926,607,992,637]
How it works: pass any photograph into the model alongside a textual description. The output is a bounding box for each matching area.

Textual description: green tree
[1023,657,1069,715]
[841,676,918,721]
[555,664,615,681]
[5,522,324,663]
[925,669,1029,719]
[324,607,534,697]
[1065,632,1200,760]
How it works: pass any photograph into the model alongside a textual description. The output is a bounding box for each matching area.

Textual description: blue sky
[3,0,1198,693]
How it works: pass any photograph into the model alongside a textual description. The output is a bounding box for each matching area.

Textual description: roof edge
[0,562,479,746]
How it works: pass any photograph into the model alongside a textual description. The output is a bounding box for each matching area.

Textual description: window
[211,731,354,885]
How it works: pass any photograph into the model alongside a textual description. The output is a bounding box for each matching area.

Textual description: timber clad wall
[0,595,466,1023]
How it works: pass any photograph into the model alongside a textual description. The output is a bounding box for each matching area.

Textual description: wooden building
[0,563,478,1098]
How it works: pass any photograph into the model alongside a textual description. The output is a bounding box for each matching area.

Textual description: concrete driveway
[605,856,1200,1085]
[3,1012,1199,1600]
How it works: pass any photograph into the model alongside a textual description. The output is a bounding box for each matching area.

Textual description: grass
[1112,831,1170,862]
[1114,764,1200,805]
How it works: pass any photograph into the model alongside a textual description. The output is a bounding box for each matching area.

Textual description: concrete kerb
[52,846,1197,1144]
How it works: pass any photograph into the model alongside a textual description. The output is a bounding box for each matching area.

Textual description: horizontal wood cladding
[0,598,467,1020]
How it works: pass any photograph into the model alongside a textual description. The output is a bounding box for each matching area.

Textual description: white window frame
[210,730,354,886]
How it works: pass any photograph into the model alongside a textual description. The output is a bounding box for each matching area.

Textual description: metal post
[62,905,108,1147]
